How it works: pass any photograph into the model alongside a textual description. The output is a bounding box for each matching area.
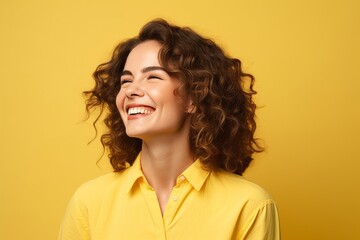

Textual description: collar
[181,159,210,191]
[125,153,211,193]
[124,153,144,193]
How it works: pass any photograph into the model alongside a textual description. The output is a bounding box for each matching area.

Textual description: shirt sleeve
[58,190,90,240]
[238,200,281,240]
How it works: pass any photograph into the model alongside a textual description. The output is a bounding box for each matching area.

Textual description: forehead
[124,40,162,69]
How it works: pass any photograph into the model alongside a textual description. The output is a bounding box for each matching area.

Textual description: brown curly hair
[84,19,263,175]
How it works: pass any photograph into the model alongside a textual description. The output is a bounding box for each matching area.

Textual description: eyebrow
[120,66,167,77]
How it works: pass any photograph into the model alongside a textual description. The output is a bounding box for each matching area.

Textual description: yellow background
[1,0,359,239]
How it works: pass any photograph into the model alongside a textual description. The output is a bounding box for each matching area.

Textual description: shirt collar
[125,153,144,193]
[125,153,211,193]
[182,159,210,191]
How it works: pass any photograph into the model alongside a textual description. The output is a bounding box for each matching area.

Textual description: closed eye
[148,75,163,80]
[120,79,132,85]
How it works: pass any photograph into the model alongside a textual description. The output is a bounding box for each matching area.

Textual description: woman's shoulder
[78,171,120,188]
[209,170,274,203]
[72,169,129,202]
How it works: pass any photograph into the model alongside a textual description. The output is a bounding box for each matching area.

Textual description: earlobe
[183,97,195,113]
[187,104,196,114]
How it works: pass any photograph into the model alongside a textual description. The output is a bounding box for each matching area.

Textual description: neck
[140,135,194,191]
[138,118,193,215]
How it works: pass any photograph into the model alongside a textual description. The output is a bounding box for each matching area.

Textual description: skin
[116,40,194,215]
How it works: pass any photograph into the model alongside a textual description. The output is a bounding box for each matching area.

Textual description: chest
[88,182,241,240]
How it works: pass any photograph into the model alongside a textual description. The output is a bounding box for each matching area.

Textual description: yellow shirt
[58,155,280,240]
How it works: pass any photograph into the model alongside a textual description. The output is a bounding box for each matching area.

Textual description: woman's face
[116,40,191,141]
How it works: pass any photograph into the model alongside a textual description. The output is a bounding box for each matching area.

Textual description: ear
[186,100,196,114]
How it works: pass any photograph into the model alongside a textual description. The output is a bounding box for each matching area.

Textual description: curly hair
[84,19,263,175]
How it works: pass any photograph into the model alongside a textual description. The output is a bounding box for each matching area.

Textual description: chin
[125,129,146,139]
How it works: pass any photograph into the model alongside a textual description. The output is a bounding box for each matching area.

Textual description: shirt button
[179,175,185,181]
[173,195,178,202]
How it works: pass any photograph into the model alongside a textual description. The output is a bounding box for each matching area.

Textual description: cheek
[115,91,126,115]
[150,85,176,103]
[158,91,187,115]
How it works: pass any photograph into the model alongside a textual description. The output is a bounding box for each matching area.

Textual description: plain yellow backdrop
[1,0,359,239]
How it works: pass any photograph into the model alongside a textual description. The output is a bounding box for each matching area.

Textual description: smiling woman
[58,19,280,240]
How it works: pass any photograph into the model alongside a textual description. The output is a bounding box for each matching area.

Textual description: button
[179,175,185,181]
[173,195,178,202]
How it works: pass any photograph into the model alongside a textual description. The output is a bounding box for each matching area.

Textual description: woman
[59,19,280,240]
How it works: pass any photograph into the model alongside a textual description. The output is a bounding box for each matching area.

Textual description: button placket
[171,175,188,204]
[163,179,191,231]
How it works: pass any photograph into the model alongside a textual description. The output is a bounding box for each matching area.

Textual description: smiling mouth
[127,107,155,116]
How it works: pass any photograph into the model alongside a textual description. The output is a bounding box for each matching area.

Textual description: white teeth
[127,107,153,115]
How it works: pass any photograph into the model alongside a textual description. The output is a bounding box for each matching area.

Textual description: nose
[125,83,145,98]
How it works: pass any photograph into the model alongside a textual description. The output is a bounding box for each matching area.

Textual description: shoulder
[212,172,281,239]
[208,170,274,204]
[77,172,122,191]
[72,169,129,205]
